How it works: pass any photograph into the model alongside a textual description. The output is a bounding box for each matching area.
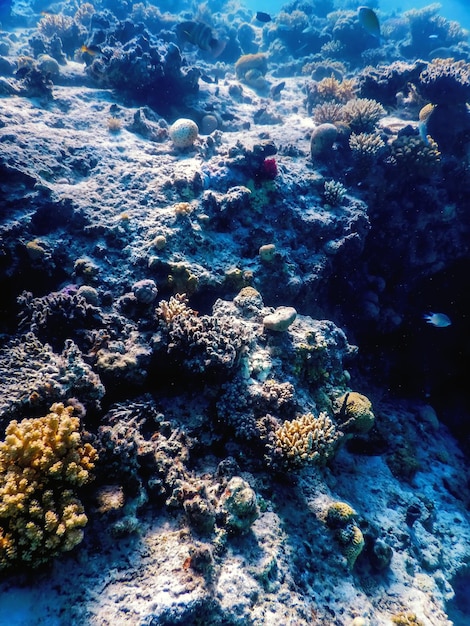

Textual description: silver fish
[423,312,452,327]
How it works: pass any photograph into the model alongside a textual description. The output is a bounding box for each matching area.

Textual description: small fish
[80,44,102,56]
[358,6,381,39]
[428,34,439,40]
[176,21,225,57]
[423,312,452,328]
[255,11,271,23]
[199,72,218,84]
[270,80,285,99]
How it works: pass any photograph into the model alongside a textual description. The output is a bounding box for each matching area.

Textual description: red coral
[259,157,278,180]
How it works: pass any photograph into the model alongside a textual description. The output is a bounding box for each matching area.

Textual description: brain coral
[0,403,97,569]
[335,391,375,434]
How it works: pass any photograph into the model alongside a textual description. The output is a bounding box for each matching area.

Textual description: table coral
[0,403,97,570]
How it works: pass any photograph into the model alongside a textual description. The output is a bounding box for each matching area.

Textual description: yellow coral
[335,392,375,434]
[156,293,196,325]
[338,523,365,568]
[326,501,357,527]
[235,53,268,80]
[0,403,97,569]
[274,412,340,467]
[392,613,424,626]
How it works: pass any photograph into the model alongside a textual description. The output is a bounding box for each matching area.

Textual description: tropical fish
[358,6,381,39]
[80,44,102,56]
[423,312,452,328]
[176,21,225,57]
[255,11,272,23]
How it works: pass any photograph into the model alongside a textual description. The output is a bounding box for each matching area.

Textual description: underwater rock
[310,123,338,159]
[263,306,297,331]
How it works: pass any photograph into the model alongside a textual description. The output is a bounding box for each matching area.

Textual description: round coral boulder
[169,118,199,148]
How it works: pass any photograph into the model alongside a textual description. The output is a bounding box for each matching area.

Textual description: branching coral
[313,102,343,125]
[418,58,470,105]
[386,134,441,180]
[17,288,103,349]
[306,76,356,112]
[0,403,97,569]
[349,132,385,160]
[323,180,347,207]
[340,98,386,133]
[272,412,341,468]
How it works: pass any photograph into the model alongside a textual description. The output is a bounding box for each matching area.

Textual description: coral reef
[0,403,97,569]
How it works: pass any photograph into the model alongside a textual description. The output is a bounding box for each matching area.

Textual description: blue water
[253,0,470,30]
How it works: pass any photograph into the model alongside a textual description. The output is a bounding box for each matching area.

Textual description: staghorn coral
[313,101,343,125]
[0,403,97,569]
[349,132,385,160]
[272,412,341,468]
[156,293,195,325]
[340,98,386,133]
[323,180,347,207]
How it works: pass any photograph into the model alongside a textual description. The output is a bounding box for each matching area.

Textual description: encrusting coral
[0,403,97,570]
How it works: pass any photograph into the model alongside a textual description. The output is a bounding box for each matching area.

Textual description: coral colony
[0,0,470,624]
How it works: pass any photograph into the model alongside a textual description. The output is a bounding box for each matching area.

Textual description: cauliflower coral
[0,403,97,569]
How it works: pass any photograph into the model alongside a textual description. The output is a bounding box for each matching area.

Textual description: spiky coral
[340,98,386,133]
[0,403,97,569]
